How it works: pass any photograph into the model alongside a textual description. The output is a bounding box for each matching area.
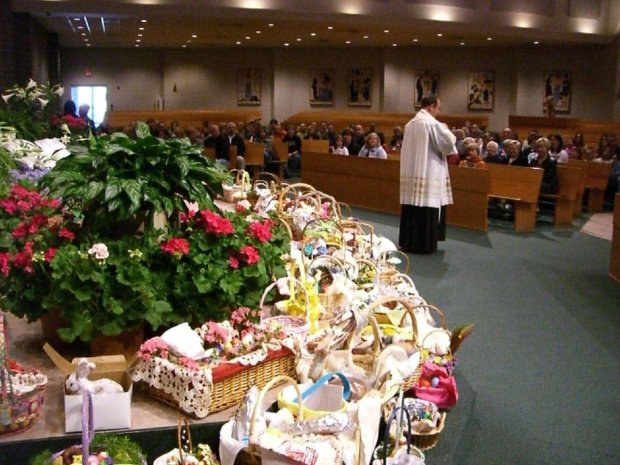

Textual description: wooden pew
[302,139,330,154]
[446,166,489,232]
[569,160,612,213]
[610,193,620,284]
[103,109,262,131]
[539,165,582,226]
[485,164,544,231]
[301,151,400,213]
[268,141,288,179]
[243,143,265,180]
[572,164,589,218]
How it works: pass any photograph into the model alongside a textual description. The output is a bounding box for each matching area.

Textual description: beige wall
[60,43,619,129]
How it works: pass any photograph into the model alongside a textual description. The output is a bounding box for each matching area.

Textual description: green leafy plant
[0,145,14,197]
[151,206,289,324]
[41,122,230,238]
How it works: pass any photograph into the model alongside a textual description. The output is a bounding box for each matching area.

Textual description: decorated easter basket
[222,169,251,203]
[377,250,410,285]
[341,220,375,259]
[259,277,311,340]
[0,313,47,436]
[365,297,424,392]
[276,183,322,240]
[382,398,447,452]
[301,218,346,258]
[307,254,351,318]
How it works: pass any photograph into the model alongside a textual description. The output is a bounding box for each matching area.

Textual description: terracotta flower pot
[89,325,145,358]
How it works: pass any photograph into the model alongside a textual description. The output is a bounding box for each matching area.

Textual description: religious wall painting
[348,69,373,106]
[237,69,261,105]
[467,71,495,111]
[544,71,571,114]
[413,70,439,108]
[309,69,334,105]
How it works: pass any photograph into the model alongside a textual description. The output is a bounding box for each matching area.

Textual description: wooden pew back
[302,139,330,154]
[569,160,612,190]
[485,164,543,203]
[509,116,620,147]
[104,109,262,132]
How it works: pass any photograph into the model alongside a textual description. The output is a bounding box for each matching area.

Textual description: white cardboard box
[43,343,133,433]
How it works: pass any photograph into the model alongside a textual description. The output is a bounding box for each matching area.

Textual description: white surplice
[399,109,457,208]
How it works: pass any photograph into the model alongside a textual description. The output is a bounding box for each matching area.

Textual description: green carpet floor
[354,207,620,464]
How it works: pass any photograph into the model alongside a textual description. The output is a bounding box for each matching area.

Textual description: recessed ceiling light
[284,43,289,46]
[297,38,302,41]
[74,18,81,21]
[139,27,144,31]
[236,41,241,45]
[183,45,187,48]
[534,41,539,44]
[311,33,316,36]
[328,26,333,30]
[346,40,351,44]
[138,34,143,37]
[460,42,465,45]
[136,39,140,42]
[384,30,389,33]
[268,23,274,27]
[141,19,147,23]
[135,44,139,47]
[245,36,250,39]
[77,26,83,29]
[413,39,418,42]
[364,35,369,39]
[256,31,261,34]
[487,37,492,41]
[192,34,197,38]
[81,33,86,36]
[437,33,443,37]
[392,43,397,47]
[84,38,88,42]
[86,43,91,47]
[187,40,191,43]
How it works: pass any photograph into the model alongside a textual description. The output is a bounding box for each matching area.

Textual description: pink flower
[248,221,272,243]
[161,237,190,257]
[236,202,248,213]
[240,245,260,265]
[137,337,169,360]
[13,242,35,273]
[179,357,199,371]
[0,198,17,215]
[179,209,197,223]
[198,210,234,235]
[12,223,28,239]
[44,247,57,263]
[229,254,239,269]
[88,243,109,260]
[0,252,10,277]
[59,228,75,241]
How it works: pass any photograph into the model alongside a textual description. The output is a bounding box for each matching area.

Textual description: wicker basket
[410,411,447,451]
[149,348,296,418]
[377,250,410,285]
[365,297,424,392]
[0,313,47,435]
[259,278,310,339]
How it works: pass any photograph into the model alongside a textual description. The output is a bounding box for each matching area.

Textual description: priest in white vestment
[399,95,457,253]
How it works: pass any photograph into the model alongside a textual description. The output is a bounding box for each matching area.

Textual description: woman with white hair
[483,140,507,164]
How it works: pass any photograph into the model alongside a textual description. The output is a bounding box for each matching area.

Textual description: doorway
[70,86,107,127]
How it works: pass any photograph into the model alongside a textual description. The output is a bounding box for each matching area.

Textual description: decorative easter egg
[431,376,440,388]
[419,378,431,388]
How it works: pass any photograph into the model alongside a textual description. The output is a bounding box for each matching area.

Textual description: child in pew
[330,134,349,155]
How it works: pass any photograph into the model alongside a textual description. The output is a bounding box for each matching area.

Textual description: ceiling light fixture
[413,39,418,42]
[392,44,397,47]
[256,31,261,34]
[77,26,83,29]
[183,45,187,48]
[136,39,140,42]
[534,41,540,44]
[74,18,80,21]
[86,43,91,47]
[138,34,143,37]
[141,19,147,23]
[236,41,241,44]
[437,33,442,37]
[268,23,274,27]
[328,26,333,30]
[384,29,389,33]
[460,42,465,45]
[139,27,144,31]
[192,34,197,38]
[297,38,302,41]
[245,36,250,39]
[487,37,492,41]
[284,43,289,46]
[311,33,316,36]
[346,40,351,44]
[364,36,368,39]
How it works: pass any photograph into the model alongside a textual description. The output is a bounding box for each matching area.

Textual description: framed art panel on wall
[414,70,439,108]
[237,69,261,105]
[309,69,334,105]
[544,71,571,114]
[348,69,372,106]
[467,71,494,111]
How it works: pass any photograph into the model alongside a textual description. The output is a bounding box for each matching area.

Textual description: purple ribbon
[82,389,95,464]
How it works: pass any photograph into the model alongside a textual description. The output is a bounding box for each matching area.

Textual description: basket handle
[365,296,419,345]
[307,254,348,282]
[177,417,193,464]
[345,312,382,358]
[258,277,310,319]
[292,372,351,404]
[249,375,303,444]
[0,313,15,403]
[383,402,413,464]
[378,251,410,274]
[411,303,447,330]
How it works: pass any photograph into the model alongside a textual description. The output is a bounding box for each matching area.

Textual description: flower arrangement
[153,206,290,325]
[1,79,65,141]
